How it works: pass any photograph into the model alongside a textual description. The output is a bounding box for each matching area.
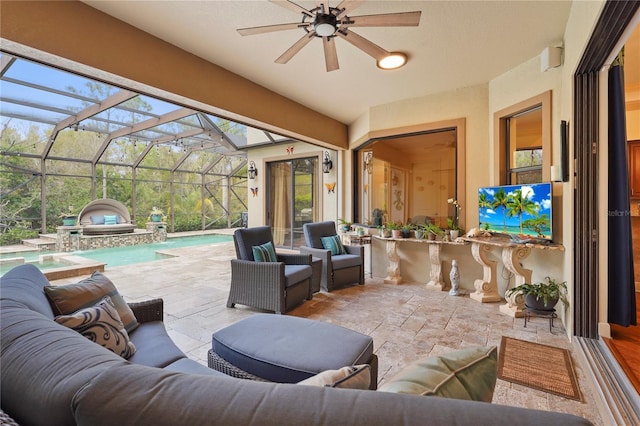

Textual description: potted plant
[505,276,568,312]
[59,206,77,226]
[400,223,413,238]
[414,225,426,240]
[377,225,392,238]
[371,208,385,227]
[149,206,165,222]
[424,223,443,240]
[386,221,402,239]
[447,217,463,240]
[338,218,352,233]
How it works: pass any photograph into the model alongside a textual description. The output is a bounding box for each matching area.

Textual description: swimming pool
[0,233,233,275]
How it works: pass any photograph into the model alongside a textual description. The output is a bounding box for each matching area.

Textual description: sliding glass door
[268,157,318,249]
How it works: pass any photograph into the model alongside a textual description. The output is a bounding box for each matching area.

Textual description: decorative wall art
[286,146,294,155]
[324,182,336,194]
[250,187,259,197]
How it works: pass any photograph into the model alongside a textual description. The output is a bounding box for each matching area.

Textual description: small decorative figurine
[449,259,461,296]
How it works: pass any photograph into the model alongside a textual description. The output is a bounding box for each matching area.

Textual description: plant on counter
[424,223,444,240]
[338,218,352,232]
[505,276,568,311]
[58,205,77,219]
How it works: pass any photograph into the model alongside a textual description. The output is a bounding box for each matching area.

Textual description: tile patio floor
[49,236,603,425]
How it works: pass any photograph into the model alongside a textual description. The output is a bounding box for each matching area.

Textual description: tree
[506,189,539,235]
[492,188,509,232]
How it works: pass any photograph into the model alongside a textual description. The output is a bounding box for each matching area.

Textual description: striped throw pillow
[321,235,347,255]
[252,241,278,262]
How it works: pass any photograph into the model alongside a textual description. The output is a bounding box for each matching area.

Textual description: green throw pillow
[252,241,278,262]
[321,235,347,255]
[378,346,497,402]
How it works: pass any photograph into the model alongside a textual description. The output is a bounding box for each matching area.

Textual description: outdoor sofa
[0,264,593,426]
[77,198,135,235]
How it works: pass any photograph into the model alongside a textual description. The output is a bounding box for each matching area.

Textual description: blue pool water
[0,233,232,274]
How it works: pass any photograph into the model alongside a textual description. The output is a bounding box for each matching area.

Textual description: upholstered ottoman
[208,314,378,389]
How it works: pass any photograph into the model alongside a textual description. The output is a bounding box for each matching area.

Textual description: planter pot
[373,217,383,227]
[400,229,412,238]
[391,230,402,239]
[382,229,392,238]
[339,224,350,233]
[414,230,425,240]
[524,294,558,312]
[150,214,163,222]
[450,230,460,240]
[427,232,436,241]
[62,217,77,226]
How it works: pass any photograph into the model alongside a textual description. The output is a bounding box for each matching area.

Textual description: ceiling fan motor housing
[313,13,338,37]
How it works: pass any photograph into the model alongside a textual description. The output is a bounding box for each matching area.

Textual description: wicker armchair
[227,226,313,314]
[300,221,364,292]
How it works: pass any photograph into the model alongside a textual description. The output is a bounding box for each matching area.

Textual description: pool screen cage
[0,52,297,242]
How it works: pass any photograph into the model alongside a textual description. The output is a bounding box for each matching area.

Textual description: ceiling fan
[237,0,421,72]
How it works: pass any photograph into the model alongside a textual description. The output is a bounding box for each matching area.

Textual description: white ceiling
[82,0,572,125]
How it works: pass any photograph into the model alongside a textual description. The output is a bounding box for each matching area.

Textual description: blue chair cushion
[211,314,374,383]
[331,254,362,270]
[321,235,347,255]
[284,264,312,287]
[90,215,105,225]
[252,241,277,262]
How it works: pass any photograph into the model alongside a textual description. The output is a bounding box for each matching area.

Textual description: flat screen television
[478,182,553,242]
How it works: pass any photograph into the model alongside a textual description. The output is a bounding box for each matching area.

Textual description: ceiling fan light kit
[377,52,407,70]
[237,0,421,72]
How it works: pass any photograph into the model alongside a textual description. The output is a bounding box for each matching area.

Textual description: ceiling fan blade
[336,30,389,61]
[275,32,315,64]
[344,11,422,27]
[238,22,308,36]
[334,0,365,17]
[323,37,339,72]
[270,0,313,18]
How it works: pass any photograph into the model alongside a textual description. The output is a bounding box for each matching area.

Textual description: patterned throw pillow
[298,365,371,389]
[90,215,105,225]
[55,296,136,359]
[104,214,119,225]
[252,241,278,262]
[44,271,139,333]
[321,235,347,255]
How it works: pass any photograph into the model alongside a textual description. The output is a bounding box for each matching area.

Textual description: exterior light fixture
[377,52,407,70]
[322,151,333,173]
[247,161,258,179]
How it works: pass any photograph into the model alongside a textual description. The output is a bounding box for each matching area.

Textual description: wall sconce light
[322,151,333,174]
[247,161,258,180]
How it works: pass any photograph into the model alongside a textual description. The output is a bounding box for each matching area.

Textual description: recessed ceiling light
[377,52,408,70]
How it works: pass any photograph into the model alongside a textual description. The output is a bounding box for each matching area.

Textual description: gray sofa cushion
[212,314,373,383]
[128,321,186,368]
[163,358,228,377]
[72,362,594,426]
[0,303,126,426]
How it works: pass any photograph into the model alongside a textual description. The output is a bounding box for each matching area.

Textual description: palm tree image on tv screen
[478,182,553,241]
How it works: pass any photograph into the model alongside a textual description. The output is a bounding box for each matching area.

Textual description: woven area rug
[497,336,582,401]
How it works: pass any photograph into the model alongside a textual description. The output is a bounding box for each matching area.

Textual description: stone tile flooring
[51,238,603,425]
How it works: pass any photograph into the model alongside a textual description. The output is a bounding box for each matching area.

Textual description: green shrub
[0,227,39,246]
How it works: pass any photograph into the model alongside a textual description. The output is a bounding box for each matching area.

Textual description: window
[506,106,543,184]
[495,91,551,185]
[356,119,466,230]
